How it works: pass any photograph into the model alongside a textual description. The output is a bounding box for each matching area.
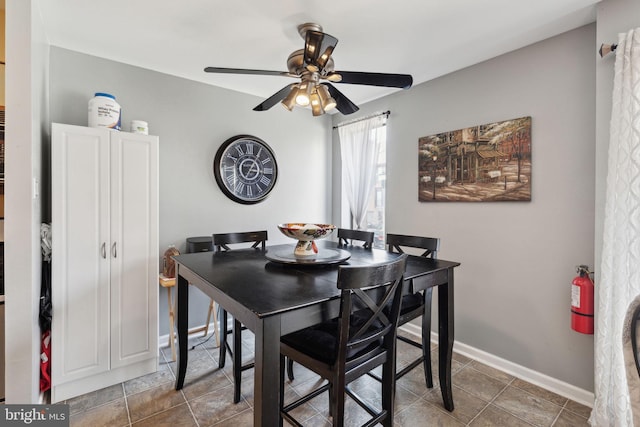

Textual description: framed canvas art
[418,116,531,202]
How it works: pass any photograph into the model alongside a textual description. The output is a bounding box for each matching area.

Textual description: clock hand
[247,161,259,176]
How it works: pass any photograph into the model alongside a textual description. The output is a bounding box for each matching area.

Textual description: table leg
[438,268,455,411]
[212,301,220,347]
[253,316,281,427]
[422,287,434,388]
[175,273,189,390]
[233,319,242,404]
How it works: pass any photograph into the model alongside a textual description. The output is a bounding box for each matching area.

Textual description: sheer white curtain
[338,114,387,230]
[592,28,640,427]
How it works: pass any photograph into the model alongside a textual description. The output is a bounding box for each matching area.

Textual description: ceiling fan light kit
[296,80,313,106]
[317,84,337,111]
[205,23,413,116]
[281,86,298,111]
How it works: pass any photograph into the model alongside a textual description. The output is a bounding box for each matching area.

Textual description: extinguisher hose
[571,309,593,318]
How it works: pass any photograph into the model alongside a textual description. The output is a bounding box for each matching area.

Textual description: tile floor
[65,331,592,426]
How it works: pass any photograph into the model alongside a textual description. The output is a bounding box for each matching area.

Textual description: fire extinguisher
[571,265,594,334]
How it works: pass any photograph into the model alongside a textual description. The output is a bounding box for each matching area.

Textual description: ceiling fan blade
[329,71,413,89]
[253,84,297,111]
[204,67,291,77]
[304,31,338,72]
[323,83,359,115]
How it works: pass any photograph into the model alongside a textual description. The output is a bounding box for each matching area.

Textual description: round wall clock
[213,134,278,204]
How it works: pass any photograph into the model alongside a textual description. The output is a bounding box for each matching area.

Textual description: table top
[173,240,460,319]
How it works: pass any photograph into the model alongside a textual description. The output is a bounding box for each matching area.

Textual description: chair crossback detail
[337,270,400,358]
[213,230,267,252]
[387,233,439,258]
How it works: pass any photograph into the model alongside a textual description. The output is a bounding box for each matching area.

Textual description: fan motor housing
[297,23,323,38]
[287,49,334,76]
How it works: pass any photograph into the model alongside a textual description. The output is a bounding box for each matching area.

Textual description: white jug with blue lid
[88,92,121,131]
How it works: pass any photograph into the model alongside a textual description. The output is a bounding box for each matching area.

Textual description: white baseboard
[158,322,219,350]
[400,323,594,408]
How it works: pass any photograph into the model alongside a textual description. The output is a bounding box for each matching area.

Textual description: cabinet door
[109,132,159,368]
[51,124,111,384]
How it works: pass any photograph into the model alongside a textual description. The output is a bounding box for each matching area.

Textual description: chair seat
[382,292,423,320]
[282,311,384,365]
[399,293,423,315]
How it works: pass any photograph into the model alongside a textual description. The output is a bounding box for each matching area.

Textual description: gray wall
[336,24,596,392]
[49,47,333,334]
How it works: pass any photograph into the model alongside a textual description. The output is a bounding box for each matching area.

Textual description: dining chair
[383,233,440,388]
[279,255,407,427]
[623,293,640,424]
[286,227,376,382]
[212,230,268,404]
[337,228,375,249]
[185,237,219,346]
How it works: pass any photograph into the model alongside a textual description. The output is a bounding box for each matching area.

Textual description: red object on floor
[40,330,51,392]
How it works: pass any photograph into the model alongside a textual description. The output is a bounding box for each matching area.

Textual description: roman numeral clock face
[213,135,278,204]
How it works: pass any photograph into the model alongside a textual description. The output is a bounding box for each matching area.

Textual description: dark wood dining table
[173,240,460,426]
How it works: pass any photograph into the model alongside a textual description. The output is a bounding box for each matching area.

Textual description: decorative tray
[265,246,351,266]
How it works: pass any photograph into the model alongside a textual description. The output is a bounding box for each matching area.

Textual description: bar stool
[186,236,220,347]
[159,237,220,362]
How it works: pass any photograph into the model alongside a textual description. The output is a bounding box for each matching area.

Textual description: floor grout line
[463,376,516,426]
[550,410,563,426]
[465,401,492,427]
[491,376,563,427]
[122,382,132,427]
[166,349,202,427]
[181,388,200,427]
[68,343,591,427]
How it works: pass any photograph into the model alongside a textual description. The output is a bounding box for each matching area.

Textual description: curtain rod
[333,110,390,129]
[599,43,617,58]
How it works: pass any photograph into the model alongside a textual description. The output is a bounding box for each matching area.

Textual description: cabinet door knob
[101,243,106,259]
[112,242,117,258]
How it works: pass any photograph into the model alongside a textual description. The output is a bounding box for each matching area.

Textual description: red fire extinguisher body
[571,266,594,334]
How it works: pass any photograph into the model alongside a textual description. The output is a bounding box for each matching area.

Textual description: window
[338,116,387,248]
[366,127,386,248]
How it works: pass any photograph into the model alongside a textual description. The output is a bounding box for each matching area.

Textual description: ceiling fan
[204,23,413,116]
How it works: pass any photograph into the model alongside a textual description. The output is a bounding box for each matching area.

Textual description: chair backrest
[386,233,440,259]
[335,254,407,368]
[623,294,640,424]
[186,236,214,253]
[212,230,268,252]
[337,228,375,249]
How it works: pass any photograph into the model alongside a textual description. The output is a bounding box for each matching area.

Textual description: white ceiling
[36,0,600,109]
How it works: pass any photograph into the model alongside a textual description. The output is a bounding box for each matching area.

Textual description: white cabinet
[51,123,159,402]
